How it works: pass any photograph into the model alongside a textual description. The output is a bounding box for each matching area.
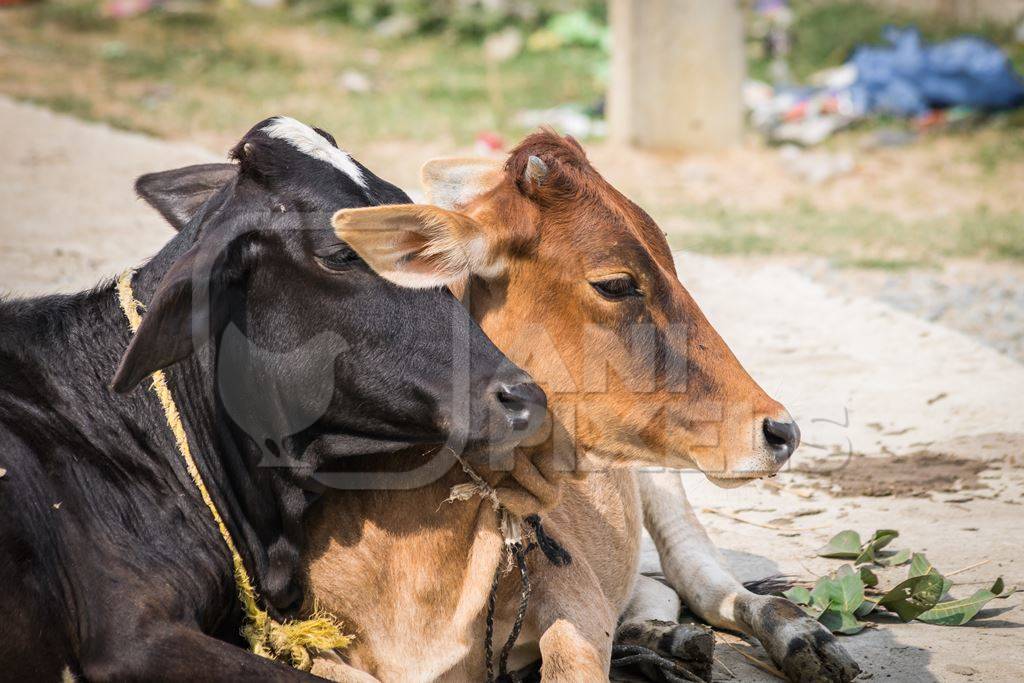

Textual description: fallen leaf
[918,578,1016,626]
[817,530,862,559]
[877,549,912,567]
[855,529,899,564]
[909,553,952,597]
[859,566,879,588]
[855,597,878,618]
[828,568,866,613]
[784,586,811,605]
[877,573,945,621]
[819,608,866,635]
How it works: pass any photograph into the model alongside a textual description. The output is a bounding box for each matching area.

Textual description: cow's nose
[763,417,800,465]
[494,380,547,431]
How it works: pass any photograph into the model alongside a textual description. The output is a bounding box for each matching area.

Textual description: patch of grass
[832,257,932,271]
[0,4,602,145]
[23,93,95,120]
[660,202,1024,263]
[31,0,114,32]
[971,128,1024,174]
[958,208,1024,259]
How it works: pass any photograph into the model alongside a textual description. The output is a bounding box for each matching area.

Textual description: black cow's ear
[136,163,237,232]
[112,243,219,393]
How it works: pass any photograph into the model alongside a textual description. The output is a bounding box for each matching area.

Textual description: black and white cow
[0,117,545,681]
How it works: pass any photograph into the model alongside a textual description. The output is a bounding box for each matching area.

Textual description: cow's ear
[136,163,237,232]
[332,204,505,288]
[420,158,503,211]
[111,240,234,393]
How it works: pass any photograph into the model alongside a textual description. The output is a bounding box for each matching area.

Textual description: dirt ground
[1,96,1021,681]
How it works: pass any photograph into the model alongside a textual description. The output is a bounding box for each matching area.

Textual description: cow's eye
[316,246,360,271]
[590,275,641,300]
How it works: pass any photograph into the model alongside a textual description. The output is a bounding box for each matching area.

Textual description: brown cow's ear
[136,163,237,232]
[332,205,504,288]
[420,158,503,211]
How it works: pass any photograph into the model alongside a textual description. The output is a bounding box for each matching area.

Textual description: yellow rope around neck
[115,270,351,671]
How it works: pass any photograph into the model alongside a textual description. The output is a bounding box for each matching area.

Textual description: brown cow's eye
[316,246,360,271]
[590,276,641,300]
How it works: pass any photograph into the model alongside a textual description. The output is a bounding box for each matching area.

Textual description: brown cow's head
[334,131,798,485]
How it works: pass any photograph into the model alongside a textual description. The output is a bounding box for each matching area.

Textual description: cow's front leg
[528,552,615,682]
[80,623,319,682]
[615,574,715,682]
[311,651,381,682]
[637,471,860,683]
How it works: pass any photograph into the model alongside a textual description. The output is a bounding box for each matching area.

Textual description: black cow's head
[112,117,546,466]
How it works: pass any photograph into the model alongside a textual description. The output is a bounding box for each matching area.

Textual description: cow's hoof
[614,619,714,682]
[742,596,860,683]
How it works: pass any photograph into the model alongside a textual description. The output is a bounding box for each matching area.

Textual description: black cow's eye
[590,275,641,300]
[316,246,360,271]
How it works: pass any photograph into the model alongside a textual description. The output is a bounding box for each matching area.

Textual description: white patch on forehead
[262,116,368,189]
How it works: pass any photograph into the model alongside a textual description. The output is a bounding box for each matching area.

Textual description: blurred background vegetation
[1,0,1022,279]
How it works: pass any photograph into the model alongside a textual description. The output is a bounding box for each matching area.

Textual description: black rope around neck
[484,515,571,683]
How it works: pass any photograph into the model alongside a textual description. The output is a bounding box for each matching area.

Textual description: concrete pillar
[608,0,746,152]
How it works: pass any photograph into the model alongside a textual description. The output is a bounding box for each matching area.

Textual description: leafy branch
[782,529,1017,635]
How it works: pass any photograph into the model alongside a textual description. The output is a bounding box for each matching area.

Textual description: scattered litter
[337,69,372,94]
[53,501,61,510]
[0,467,6,478]
[848,27,1024,117]
[483,27,523,63]
[746,26,1024,145]
[374,13,416,39]
[947,664,978,677]
[701,507,829,532]
[473,131,504,156]
[863,127,918,149]
[103,0,157,19]
[761,479,814,499]
[514,105,605,139]
[718,637,786,680]
[778,145,854,184]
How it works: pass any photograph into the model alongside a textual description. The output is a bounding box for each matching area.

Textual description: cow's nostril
[762,417,800,464]
[495,381,547,431]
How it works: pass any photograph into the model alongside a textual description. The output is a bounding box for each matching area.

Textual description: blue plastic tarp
[847,27,1024,117]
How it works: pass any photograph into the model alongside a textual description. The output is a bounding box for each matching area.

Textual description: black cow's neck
[130,230,312,617]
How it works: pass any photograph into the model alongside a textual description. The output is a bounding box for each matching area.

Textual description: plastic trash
[848,27,1024,116]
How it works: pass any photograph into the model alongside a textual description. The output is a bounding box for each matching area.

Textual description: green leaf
[855,529,900,564]
[855,597,878,618]
[817,530,862,559]
[828,570,866,614]
[805,568,866,633]
[908,553,952,597]
[809,576,834,609]
[877,549,912,567]
[819,608,866,635]
[878,573,945,621]
[859,566,879,588]
[784,586,812,605]
[918,577,1016,626]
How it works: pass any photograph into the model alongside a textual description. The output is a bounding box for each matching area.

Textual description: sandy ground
[1,97,1021,681]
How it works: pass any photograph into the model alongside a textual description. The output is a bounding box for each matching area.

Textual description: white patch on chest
[262,116,368,189]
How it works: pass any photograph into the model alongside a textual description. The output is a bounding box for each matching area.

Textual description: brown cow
[303,132,859,682]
